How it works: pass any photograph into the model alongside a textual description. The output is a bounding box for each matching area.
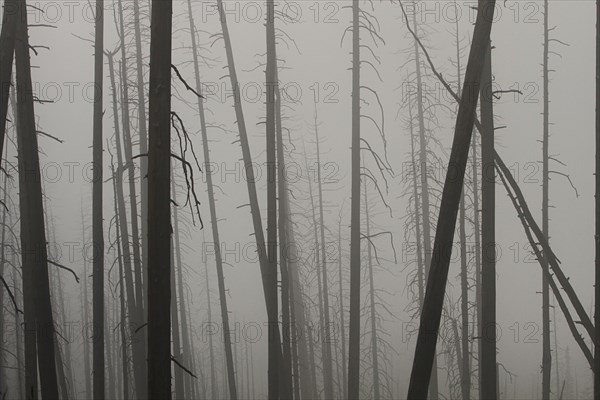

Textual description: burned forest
[0,0,599,399]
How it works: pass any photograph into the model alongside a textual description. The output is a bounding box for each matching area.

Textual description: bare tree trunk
[288,221,314,398]
[337,216,348,400]
[406,0,496,396]
[147,0,173,395]
[347,1,362,397]
[116,0,145,346]
[0,0,15,157]
[173,183,193,399]
[82,214,91,400]
[541,1,552,397]
[453,20,472,400]
[186,2,237,396]
[596,0,600,391]
[471,134,483,394]
[314,114,334,400]
[203,261,218,399]
[132,0,149,306]
[305,148,325,399]
[459,193,471,400]
[0,145,8,396]
[275,75,293,399]
[13,267,25,400]
[480,41,497,400]
[170,219,184,399]
[91,0,105,397]
[56,272,74,398]
[411,6,439,395]
[407,99,424,307]
[216,0,284,382]
[109,53,145,399]
[364,185,380,399]
[15,0,59,396]
[111,162,129,400]
[105,307,116,400]
[265,0,280,396]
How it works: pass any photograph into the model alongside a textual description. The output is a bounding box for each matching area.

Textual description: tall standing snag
[147,0,173,396]
[15,0,59,397]
[405,0,497,397]
[480,42,497,400]
[595,0,600,394]
[0,0,16,158]
[91,0,105,398]
[347,1,362,398]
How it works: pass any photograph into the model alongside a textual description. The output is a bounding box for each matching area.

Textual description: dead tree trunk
[405,0,497,396]
[111,162,129,400]
[265,0,279,396]
[92,0,105,397]
[347,1,362,397]
[108,53,144,399]
[410,7,439,396]
[337,215,348,400]
[147,0,173,396]
[82,213,91,400]
[116,0,145,326]
[173,182,193,399]
[0,0,16,157]
[315,114,334,400]
[114,2,148,391]
[364,185,380,399]
[0,145,8,396]
[203,260,218,399]
[596,0,600,391]
[274,57,293,400]
[15,0,59,397]
[132,0,149,306]
[170,215,184,399]
[541,1,552,397]
[216,0,285,392]
[480,41,497,400]
[186,1,237,395]
[459,194,470,400]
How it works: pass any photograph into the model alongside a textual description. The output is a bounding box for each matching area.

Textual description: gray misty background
[1,0,595,398]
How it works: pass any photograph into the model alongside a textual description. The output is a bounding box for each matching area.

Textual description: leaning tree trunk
[186,1,237,396]
[0,0,16,158]
[147,0,172,396]
[406,0,497,396]
[91,0,105,398]
[15,0,59,397]
[480,41,497,400]
[541,1,552,397]
[347,1,362,398]
[215,0,285,381]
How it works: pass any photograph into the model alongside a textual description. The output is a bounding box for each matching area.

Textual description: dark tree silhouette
[147,0,173,396]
